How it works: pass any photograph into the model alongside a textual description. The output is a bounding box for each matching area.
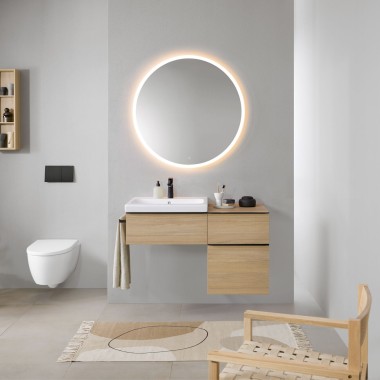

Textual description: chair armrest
[208,350,350,379]
[244,310,348,329]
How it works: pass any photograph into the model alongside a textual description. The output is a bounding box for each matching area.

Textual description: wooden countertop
[208,204,269,214]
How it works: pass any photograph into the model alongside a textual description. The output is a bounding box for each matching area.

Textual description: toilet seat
[27,239,79,256]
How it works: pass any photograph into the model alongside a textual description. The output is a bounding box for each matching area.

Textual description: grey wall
[0,0,294,301]
[0,0,108,287]
[295,0,380,375]
[109,0,294,303]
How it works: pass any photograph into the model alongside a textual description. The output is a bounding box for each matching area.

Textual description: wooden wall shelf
[0,69,20,151]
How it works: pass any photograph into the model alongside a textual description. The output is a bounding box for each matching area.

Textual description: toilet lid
[27,239,79,256]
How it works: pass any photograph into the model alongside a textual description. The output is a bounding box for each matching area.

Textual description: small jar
[222,198,235,206]
[3,108,13,122]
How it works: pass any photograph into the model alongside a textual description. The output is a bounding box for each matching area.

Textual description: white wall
[0,0,108,287]
[108,0,294,303]
[295,0,380,374]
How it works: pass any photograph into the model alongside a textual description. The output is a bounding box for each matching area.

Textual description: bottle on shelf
[2,108,13,122]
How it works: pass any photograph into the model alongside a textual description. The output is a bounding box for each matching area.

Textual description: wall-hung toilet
[27,239,80,288]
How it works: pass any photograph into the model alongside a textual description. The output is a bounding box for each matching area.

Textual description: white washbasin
[125,197,208,213]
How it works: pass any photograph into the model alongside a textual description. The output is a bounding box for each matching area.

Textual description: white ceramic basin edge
[125,197,208,213]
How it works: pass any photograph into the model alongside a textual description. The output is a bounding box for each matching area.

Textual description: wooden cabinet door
[125,213,207,245]
[208,214,269,244]
[207,245,269,294]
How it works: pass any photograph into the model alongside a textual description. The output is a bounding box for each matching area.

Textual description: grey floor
[0,285,347,380]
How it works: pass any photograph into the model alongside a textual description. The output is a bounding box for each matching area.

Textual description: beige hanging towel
[113,215,131,289]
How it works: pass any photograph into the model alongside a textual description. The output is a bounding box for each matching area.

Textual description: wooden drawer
[208,213,269,244]
[207,245,269,294]
[125,213,207,245]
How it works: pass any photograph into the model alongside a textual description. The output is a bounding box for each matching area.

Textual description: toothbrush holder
[214,192,223,207]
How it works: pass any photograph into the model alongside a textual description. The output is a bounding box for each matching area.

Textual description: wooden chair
[208,284,371,380]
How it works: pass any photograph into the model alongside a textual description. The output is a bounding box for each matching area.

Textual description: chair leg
[360,364,368,380]
[209,361,219,380]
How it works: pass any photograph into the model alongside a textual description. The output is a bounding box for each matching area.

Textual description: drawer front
[208,214,269,244]
[125,213,207,245]
[207,245,269,294]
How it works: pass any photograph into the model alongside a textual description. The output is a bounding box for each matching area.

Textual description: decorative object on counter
[214,192,223,207]
[2,107,13,122]
[0,87,8,95]
[167,177,174,198]
[0,133,7,148]
[221,198,235,208]
[8,83,14,95]
[6,132,14,148]
[214,183,226,207]
[239,195,256,207]
[153,180,165,198]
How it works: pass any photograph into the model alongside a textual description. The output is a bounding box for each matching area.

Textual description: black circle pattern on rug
[108,325,209,354]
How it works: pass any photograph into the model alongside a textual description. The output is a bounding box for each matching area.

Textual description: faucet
[167,178,174,198]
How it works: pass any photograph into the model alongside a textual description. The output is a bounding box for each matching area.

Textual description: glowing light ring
[132,54,246,168]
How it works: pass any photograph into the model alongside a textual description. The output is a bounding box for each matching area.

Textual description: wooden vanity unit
[125,204,269,295]
[207,204,269,294]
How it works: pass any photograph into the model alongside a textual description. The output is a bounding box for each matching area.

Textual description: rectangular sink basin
[125,197,208,213]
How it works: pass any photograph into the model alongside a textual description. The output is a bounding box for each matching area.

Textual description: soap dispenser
[153,181,165,198]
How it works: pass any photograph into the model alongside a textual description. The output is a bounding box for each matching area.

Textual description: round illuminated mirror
[133,55,245,168]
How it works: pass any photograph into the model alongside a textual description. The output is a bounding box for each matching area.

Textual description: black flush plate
[45,166,74,182]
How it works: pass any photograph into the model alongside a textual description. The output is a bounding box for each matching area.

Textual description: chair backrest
[358,284,371,338]
[348,284,371,375]
[358,284,371,362]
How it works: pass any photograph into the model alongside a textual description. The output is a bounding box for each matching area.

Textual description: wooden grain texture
[208,213,269,244]
[208,204,269,214]
[208,285,372,380]
[244,310,349,329]
[208,361,219,380]
[0,69,20,150]
[125,213,207,245]
[207,245,269,294]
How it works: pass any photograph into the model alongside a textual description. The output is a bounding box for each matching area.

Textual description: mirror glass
[133,56,245,167]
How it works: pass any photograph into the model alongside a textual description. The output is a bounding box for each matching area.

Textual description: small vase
[3,108,13,122]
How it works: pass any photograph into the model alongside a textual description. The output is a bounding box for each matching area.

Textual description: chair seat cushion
[220,340,348,380]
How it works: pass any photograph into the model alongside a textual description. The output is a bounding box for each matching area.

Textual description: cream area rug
[58,320,311,362]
